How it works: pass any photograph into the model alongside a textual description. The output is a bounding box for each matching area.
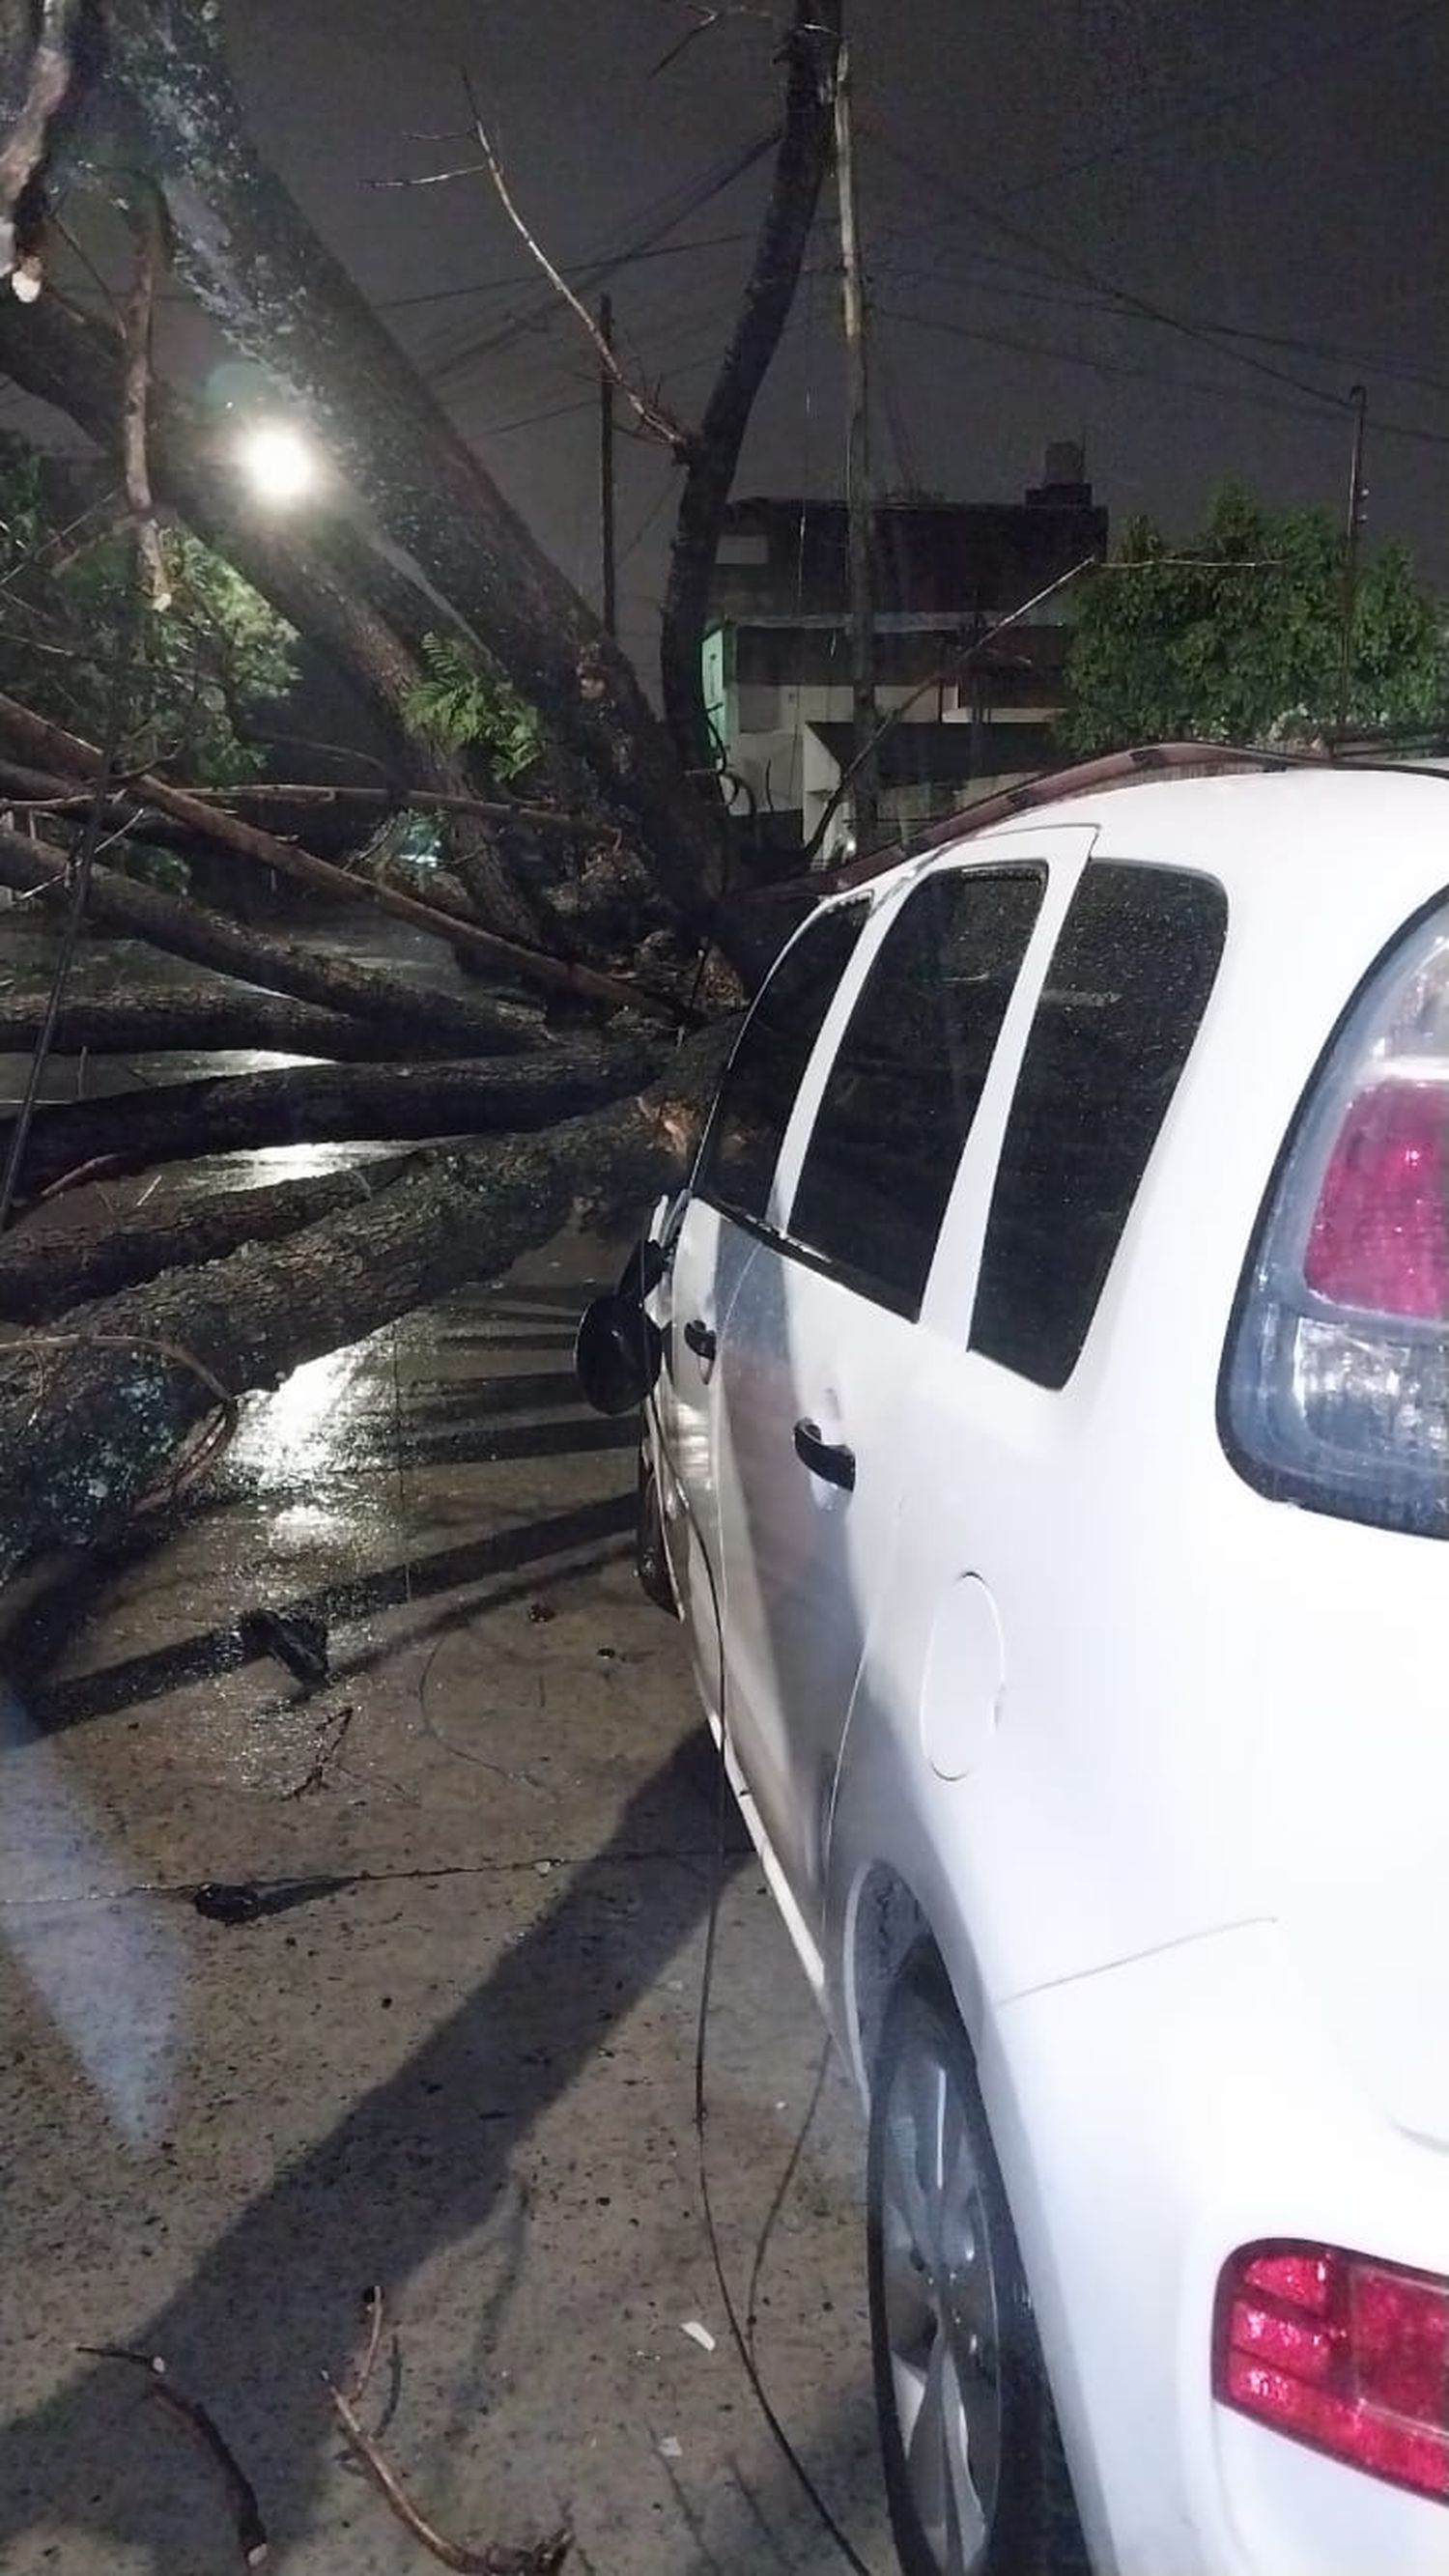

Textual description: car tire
[635,1432,675,1615]
[867,1944,1089,2576]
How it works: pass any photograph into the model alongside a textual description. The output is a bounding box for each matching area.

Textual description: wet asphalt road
[0,922,893,2575]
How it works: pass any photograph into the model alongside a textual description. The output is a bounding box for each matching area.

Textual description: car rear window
[696,900,867,1226]
[784,866,1046,1317]
[970,861,1228,1387]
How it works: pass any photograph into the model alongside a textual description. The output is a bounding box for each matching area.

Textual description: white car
[589,766,1449,2576]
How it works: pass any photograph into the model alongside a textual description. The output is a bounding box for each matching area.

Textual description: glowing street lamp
[240,421,318,504]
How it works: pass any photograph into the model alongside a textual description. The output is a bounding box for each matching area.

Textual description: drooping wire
[0,580,145,1236]
[638,1318,880,2576]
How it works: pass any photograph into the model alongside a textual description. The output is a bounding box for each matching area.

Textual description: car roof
[875,765,1449,916]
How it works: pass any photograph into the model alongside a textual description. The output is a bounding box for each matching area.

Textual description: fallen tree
[0,982,465,1061]
[0,1031,730,1577]
[0,1156,418,1321]
[0,824,547,1056]
[5,1037,662,1199]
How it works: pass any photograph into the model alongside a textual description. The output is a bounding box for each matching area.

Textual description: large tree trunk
[6,1040,661,1198]
[0,1033,729,1575]
[0,982,466,1060]
[660,2,840,778]
[0,1156,418,1320]
[0,822,547,1055]
[103,1,752,972]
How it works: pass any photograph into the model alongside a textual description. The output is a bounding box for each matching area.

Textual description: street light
[240,421,318,504]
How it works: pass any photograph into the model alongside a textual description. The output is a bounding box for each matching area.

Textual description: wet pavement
[0,1213,893,2574]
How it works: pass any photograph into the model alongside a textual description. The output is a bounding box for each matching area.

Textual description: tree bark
[0,982,469,1060]
[0,1155,418,1320]
[660,1,840,778]
[0,822,547,1055]
[103,1,757,972]
[0,1032,730,1575]
[5,1039,662,1198]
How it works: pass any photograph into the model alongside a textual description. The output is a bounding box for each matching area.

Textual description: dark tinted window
[971,863,1228,1387]
[696,901,867,1224]
[786,867,1045,1316]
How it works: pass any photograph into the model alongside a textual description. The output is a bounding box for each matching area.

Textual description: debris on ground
[79,2345,268,2566]
[284,1703,355,1800]
[247,1607,330,1691]
[679,2320,716,2354]
[323,2287,571,2574]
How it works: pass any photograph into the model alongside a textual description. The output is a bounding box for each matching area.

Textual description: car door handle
[792,1419,856,1491]
[683,1317,717,1365]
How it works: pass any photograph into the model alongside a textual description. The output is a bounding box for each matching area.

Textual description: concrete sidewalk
[0,1234,890,2575]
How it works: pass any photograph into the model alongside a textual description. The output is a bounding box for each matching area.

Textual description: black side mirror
[574,1292,664,1417]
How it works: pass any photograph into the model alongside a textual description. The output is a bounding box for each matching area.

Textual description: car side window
[970,861,1229,1388]
[695,900,867,1226]
[784,866,1046,1318]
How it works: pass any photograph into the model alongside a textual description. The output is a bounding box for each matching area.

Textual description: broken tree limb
[0,823,545,1057]
[122,190,170,609]
[0,694,686,1024]
[0,1159,419,1322]
[0,1028,732,1575]
[0,982,469,1061]
[5,1041,663,1199]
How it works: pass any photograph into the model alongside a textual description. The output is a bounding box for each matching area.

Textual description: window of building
[970,862,1229,1387]
[784,867,1046,1316]
[695,902,868,1226]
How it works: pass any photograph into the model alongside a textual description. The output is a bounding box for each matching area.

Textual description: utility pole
[834,38,878,855]
[599,294,617,639]
[1335,383,1368,743]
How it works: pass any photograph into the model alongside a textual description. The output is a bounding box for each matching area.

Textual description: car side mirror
[574,1289,664,1417]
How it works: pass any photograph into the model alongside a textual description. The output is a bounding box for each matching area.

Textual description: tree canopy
[1061,481,1448,753]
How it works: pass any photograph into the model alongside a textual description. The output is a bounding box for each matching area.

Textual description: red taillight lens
[1304,1080,1449,1319]
[1214,2240,1449,2503]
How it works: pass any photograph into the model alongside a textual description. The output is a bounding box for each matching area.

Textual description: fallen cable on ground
[78,2345,269,2566]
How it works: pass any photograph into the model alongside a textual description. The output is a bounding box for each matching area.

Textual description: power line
[869,126,1354,420]
[875,299,1449,458]
[1000,0,1448,202]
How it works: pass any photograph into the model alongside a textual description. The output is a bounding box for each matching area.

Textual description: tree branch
[460,70,696,463]
[122,189,170,609]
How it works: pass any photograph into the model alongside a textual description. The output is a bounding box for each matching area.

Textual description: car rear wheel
[867,1946,1088,2576]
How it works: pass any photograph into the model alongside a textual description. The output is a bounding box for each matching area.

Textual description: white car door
[654,897,871,1713]
[713,855,1060,1945]
[824,854,1235,2015]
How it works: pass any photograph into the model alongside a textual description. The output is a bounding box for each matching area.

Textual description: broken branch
[461,71,696,463]
[0,0,80,289]
[83,2344,268,2567]
[123,191,170,609]
[324,2369,569,2574]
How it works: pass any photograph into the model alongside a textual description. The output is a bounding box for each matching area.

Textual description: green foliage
[0,435,298,785]
[401,633,544,781]
[1061,481,1448,754]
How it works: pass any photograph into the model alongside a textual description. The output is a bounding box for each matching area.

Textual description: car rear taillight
[1214,2241,1449,2503]
[1224,897,1449,1533]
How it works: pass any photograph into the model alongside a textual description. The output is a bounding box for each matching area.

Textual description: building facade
[704,445,1108,855]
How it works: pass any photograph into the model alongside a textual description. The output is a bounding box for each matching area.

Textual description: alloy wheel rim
[879,2027,1003,2573]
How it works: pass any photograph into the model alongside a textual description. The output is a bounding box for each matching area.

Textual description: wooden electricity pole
[599,293,617,638]
[1335,382,1368,742]
[834,38,878,852]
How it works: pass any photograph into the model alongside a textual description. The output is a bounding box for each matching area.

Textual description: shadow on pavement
[0,1738,749,2572]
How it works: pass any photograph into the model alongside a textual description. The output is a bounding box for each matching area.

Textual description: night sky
[60,4,1449,681]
